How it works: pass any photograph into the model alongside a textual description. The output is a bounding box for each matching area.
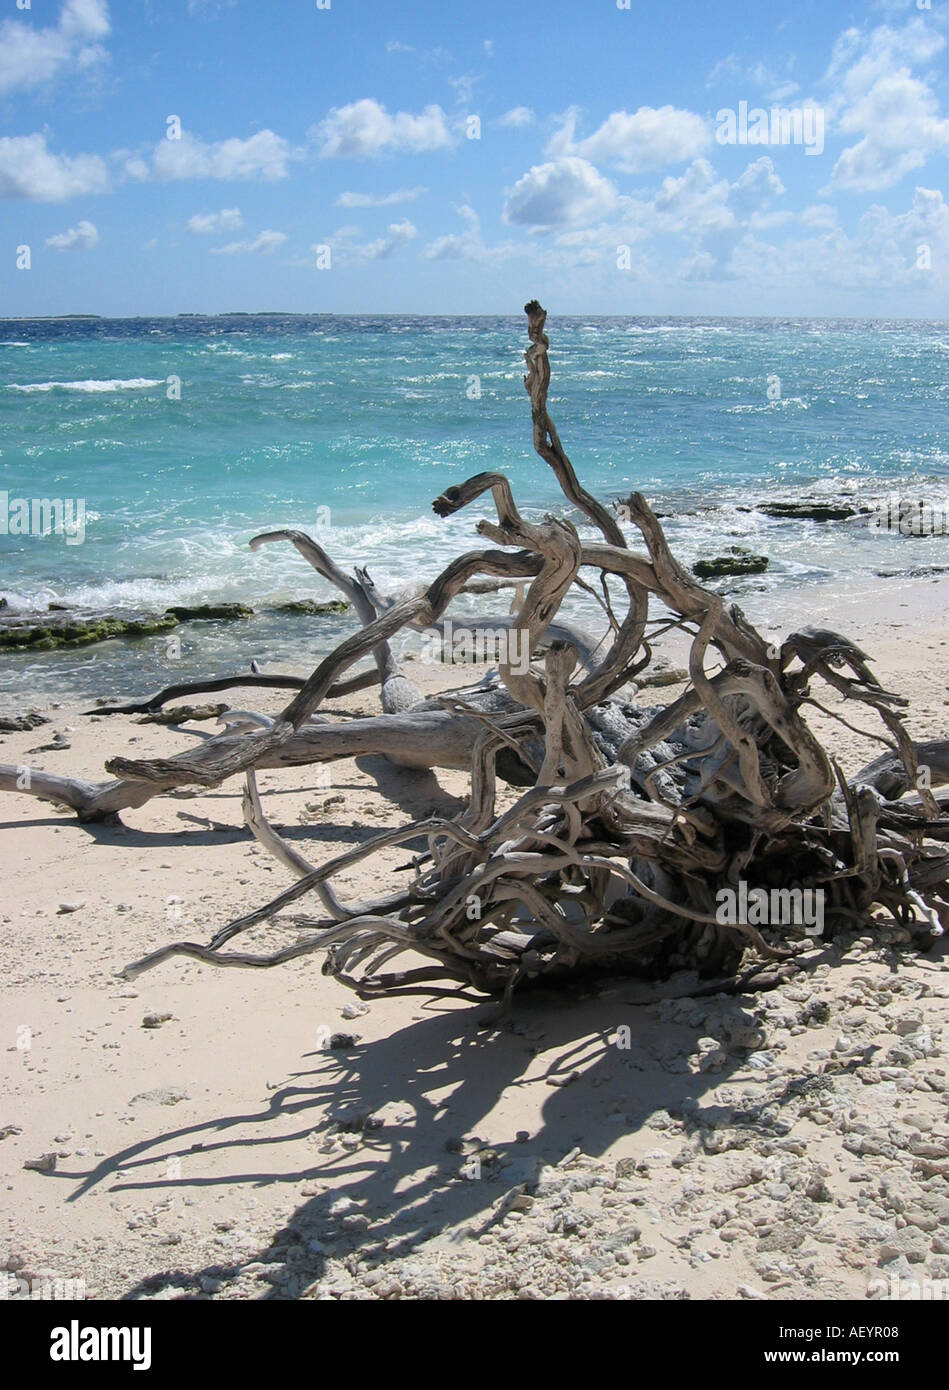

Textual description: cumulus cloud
[335,185,426,208]
[504,157,618,229]
[45,218,99,250]
[0,0,110,96]
[547,105,710,172]
[646,156,785,245]
[422,233,467,261]
[187,207,243,234]
[209,229,287,255]
[727,186,949,291]
[150,129,294,182]
[314,99,452,158]
[653,159,737,236]
[827,18,949,191]
[729,156,785,216]
[0,133,109,201]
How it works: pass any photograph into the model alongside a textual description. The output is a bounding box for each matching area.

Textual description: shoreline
[3,567,949,716]
[1,578,946,1299]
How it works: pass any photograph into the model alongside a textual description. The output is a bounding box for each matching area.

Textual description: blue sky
[1,0,947,316]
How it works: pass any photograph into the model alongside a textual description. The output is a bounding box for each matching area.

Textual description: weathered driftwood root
[3,301,948,1000]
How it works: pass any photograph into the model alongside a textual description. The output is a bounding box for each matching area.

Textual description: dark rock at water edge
[753,501,864,522]
[165,603,254,621]
[0,594,351,651]
[271,599,350,616]
[0,710,50,732]
[693,549,770,579]
[0,612,179,651]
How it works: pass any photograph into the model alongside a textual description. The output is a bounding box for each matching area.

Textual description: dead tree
[2,302,947,1002]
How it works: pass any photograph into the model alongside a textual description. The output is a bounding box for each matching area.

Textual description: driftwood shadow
[53,981,805,1300]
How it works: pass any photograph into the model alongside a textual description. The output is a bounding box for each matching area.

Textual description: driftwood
[2,301,947,1003]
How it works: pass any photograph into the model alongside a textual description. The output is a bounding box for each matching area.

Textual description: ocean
[1,314,947,711]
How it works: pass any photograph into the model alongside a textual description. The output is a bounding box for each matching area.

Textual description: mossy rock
[272,599,351,615]
[164,603,254,621]
[0,614,179,651]
[693,549,769,580]
[757,501,859,522]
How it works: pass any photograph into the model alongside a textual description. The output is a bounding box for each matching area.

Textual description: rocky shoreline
[0,599,350,652]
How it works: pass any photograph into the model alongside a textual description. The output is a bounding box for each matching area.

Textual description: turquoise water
[1,315,947,708]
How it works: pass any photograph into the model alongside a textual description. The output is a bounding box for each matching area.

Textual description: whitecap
[6,378,163,394]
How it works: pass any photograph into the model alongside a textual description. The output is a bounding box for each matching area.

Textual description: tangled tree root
[3,301,947,1004]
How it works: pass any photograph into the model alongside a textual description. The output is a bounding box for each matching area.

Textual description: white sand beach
[1,574,947,1301]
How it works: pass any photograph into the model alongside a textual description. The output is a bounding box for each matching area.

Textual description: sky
[1,0,947,317]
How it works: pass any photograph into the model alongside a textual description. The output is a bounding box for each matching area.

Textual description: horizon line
[2,311,949,325]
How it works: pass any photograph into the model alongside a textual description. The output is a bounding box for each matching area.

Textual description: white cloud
[801,203,838,230]
[504,156,618,229]
[45,218,98,250]
[315,219,419,266]
[678,250,717,281]
[423,233,467,261]
[188,0,238,14]
[547,105,710,172]
[187,207,243,235]
[647,157,785,257]
[335,185,426,208]
[0,0,110,97]
[653,159,736,236]
[828,18,949,191]
[729,156,785,216]
[747,209,794,231]
[727,186,949,290]
[706,54,742,86]
[707,53,801,102]
[0,133,109,201]
[747,62,800,101]
[123,154,149,181]
[209,229,287,255]
[363,218,418,259]
[384,40,451,63]
[449,74,478,106]
[151,129,293,182]
[423,204,498,261]
[827,17,944,105]
[520,152,787,275]
[314,99,453,157]
[497,106,534,129]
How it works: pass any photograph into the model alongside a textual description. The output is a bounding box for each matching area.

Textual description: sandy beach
[2,573,947,1301]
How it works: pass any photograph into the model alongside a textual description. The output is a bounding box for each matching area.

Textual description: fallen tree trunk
[2,301,946,1000]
